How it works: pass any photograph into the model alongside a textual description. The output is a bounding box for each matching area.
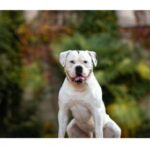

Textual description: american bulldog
[58,50,121,138]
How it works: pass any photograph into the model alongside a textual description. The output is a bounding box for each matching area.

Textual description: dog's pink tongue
[75,76,85,81]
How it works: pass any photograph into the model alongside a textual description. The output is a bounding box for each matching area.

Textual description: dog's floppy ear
[59,51,70,67]
[88,51,97,67]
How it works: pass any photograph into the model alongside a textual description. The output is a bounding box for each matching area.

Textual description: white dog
[58,50,121,138]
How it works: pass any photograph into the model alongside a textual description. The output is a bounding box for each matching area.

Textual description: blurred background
[0,10,150,138]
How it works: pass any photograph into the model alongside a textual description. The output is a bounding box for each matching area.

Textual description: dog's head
[59,50,97,84]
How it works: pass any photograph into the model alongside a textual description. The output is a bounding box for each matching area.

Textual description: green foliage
[0,11,24,136]
[0,12,47,137]
[77,11,118,35]
[52,32,150,137]
[21,62,45,92]
[107,100,142,136]
[0,12,41,137]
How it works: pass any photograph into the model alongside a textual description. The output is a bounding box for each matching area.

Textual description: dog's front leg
[58,106,69,138]
[92,109,104,138]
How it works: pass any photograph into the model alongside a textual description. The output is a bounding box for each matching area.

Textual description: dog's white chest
[71,104,92,122]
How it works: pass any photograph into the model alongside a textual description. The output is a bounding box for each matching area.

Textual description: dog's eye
[70,60,75,64]
[83,60,88,64]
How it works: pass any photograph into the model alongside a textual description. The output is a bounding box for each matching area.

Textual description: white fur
[58,50,121,138]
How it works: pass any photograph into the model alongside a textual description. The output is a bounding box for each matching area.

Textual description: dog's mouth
[65,70,92,84]
[72,75,86,84]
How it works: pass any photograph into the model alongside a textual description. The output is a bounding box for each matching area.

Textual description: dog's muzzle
[65,68,92,84]
[74,66,84,83]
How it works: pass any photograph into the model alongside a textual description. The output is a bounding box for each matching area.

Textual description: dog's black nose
[75,65,83,75]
